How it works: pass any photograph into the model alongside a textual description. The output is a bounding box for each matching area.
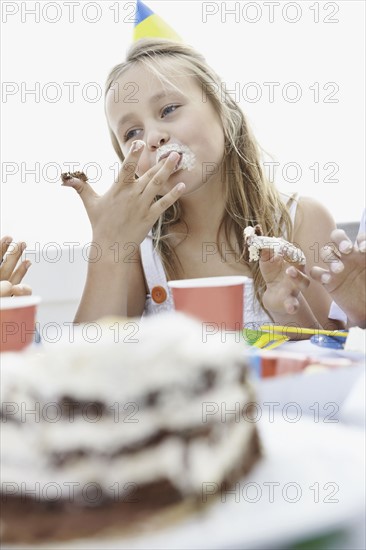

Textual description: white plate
[307,336,365,362]
[334,349,365,361]
[5,416,365,550]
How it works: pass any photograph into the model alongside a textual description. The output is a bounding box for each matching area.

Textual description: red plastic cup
[0,296,41,352]
[168,276,248,330]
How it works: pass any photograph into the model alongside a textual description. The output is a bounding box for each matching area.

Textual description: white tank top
[140,193,299,327]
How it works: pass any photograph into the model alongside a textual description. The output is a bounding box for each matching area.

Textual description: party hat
[133,0,182,42]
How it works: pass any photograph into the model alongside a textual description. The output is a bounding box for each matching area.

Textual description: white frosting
[156,143,196,172]
[243,226,306,265]
[1,312,257,500]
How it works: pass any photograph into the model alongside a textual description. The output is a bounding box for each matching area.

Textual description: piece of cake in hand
[60,171,88,183]
[243,224,306,265]
[0,313,261,544]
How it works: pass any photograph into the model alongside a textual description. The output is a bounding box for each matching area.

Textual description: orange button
[151,286,167,304]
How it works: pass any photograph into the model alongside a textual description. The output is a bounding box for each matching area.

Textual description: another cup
[168,276,248,330]
[0,295,41,352]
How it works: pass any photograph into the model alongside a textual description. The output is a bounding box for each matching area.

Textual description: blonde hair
[105,38,293,311]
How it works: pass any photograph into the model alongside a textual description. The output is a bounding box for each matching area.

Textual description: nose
[146,126,170,151]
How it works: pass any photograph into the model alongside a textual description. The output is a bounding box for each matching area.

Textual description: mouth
[156,144,196,173]
[158,151,183,171]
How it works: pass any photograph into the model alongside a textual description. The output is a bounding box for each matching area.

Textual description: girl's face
[105,61,225,196]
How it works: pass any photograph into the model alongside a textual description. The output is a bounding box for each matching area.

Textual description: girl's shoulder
[279,193,334,227]
[294,196,334,226]
[292,195,336,245]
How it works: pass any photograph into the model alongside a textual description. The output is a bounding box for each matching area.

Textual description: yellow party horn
[260,325,348,338]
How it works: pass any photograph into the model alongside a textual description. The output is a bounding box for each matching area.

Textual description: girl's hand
[0,236,32,297]
[259,248,310,315]
[310,229,366,327]
[62,140,185,252]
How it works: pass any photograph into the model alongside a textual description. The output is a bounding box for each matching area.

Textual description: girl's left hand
[0,236,32,297]
[259,248,310,315]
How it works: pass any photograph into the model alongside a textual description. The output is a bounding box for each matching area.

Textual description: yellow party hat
[133,0,182,42]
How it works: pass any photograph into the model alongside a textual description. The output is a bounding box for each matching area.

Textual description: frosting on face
[156,143,196,172]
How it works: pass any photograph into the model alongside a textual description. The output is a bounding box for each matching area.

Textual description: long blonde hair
[105,38,293,310]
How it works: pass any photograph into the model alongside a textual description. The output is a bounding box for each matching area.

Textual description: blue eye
[124,128,140,142]
[161,104,179,117]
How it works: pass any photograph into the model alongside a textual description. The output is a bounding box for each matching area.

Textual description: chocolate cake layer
[1,431,261,544]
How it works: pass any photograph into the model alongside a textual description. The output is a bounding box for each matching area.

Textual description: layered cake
[0,313,261,544]
[243,225,306,264]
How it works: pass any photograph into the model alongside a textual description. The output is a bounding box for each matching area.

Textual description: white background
[1,0,365,249]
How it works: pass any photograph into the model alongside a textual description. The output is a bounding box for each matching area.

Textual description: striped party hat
[133,0,182,42]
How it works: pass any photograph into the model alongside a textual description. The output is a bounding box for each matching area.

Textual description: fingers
[330,229,353,254]
[118,140,182,191]
[285,265,311,292]
[310,266,332,285]
[259,247,276,264]
[143,152,182,198]
[284,296,300,315]
[11,283,32,296]
[115,140,145,188]
[150,182,186,218]
[320,244,344,274]
[0,281,32,297]
[328,228,366,255]
[61,173,99,209]
[355,232,366,253]
[0,235,13,263]
[0,241,26,280]
[259,251,283,283]
[0,280,13,297]
[283,267,309,314]
[9,260,31,285]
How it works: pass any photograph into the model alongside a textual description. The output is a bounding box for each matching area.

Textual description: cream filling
[1,314,245,407]
[1,384,251,462]
[1,421,255,498]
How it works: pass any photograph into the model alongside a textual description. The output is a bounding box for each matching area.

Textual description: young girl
[64,38,340,331]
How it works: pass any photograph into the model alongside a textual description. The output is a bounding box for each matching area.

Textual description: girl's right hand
[62,140,185,252]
